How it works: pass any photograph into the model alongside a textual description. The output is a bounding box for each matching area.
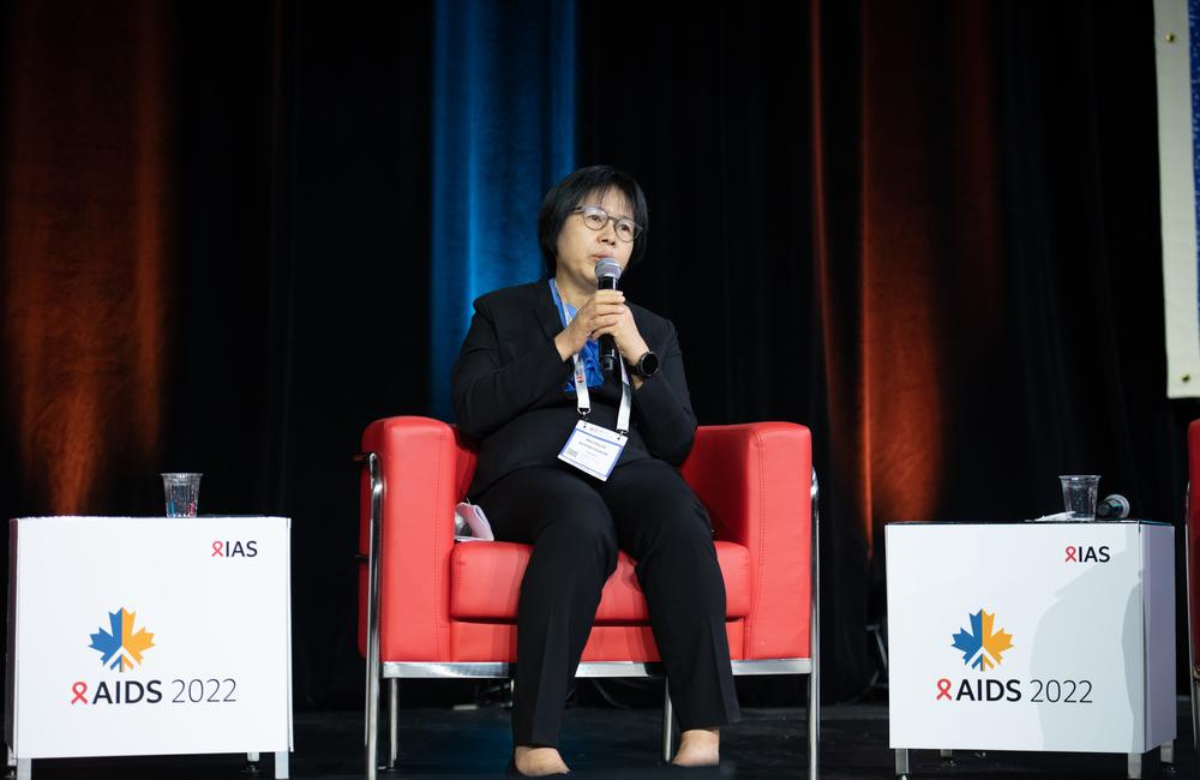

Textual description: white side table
[887,520,1174,779]
[4,516,293,779]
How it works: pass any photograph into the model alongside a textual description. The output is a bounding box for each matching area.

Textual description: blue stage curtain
[430,0,575,420]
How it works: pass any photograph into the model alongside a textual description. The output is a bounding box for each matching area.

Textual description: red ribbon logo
[1065,546,1077,562]
[71,681,88,704]
[212,541,224,557]
[936,678,952,701]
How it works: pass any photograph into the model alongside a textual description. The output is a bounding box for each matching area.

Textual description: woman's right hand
[554,290,626,361]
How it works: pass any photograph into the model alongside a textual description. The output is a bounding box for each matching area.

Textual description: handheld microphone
[594,258,622,373]
[1096,494,1130,519]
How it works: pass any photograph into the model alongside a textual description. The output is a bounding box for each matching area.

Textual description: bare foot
[671,727,720,767]
[513,745,570,776]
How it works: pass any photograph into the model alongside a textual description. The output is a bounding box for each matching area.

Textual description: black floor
[19,700,1198,778]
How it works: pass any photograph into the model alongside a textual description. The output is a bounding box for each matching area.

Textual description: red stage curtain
[1,1,176,513]
[814,1,1005,556]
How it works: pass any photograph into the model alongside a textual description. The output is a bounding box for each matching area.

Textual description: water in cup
[1059,475,1100,522]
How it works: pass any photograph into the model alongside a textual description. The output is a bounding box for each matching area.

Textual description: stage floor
[17,700,1197,778]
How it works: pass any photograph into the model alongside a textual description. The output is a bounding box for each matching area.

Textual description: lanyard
[551,279,632,434]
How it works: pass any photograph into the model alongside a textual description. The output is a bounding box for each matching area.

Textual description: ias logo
[88,608,155,671]
[950,609,1014,671]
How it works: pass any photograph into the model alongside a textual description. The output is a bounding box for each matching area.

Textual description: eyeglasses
[571,205,643,242]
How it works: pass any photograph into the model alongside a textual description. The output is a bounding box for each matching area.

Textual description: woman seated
[452,165,739,776]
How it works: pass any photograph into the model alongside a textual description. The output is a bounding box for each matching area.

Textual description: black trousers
[475,458,740,748]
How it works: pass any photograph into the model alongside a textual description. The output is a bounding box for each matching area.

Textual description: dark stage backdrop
[1,0,1195,712]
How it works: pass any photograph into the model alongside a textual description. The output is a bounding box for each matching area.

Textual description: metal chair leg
[1193,676,1200,757]
[661,680,675,763]
[809,468,821,780]
[388,677,399,770]
[365,658,381,780]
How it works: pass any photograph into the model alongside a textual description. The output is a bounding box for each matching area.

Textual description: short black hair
[537,165,649,277]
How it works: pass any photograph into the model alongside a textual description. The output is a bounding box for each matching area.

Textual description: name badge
[558,420,627,481]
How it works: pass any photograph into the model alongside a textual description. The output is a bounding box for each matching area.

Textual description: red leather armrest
[681,423,813,660]
[357,416,477,662]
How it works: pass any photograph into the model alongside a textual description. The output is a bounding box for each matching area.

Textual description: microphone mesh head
[1100,494,1131,519]
[594,258,621,283]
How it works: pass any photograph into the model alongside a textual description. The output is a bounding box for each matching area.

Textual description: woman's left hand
[591,302,650,366]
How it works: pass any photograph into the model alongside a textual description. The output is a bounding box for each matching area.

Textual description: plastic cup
[162,473,202,517]
[1058,475,1100,521]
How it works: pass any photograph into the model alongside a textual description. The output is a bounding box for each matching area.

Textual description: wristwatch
[629,350,660,379]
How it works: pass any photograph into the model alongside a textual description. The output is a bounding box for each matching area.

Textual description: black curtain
[170,2,435,708]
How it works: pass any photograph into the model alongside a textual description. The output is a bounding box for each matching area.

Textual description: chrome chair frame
[359,453,821,779]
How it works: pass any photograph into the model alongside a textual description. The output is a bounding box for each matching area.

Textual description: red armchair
[357,416,819,778]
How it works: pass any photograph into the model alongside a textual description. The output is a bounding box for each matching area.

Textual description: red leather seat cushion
[450,540,751,622]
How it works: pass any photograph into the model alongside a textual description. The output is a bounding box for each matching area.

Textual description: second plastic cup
[1059,475,1100,521]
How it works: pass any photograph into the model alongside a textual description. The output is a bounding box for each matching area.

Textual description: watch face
[639,351,660,377]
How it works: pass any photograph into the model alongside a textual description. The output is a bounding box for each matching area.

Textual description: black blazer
[451,280,698,497]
